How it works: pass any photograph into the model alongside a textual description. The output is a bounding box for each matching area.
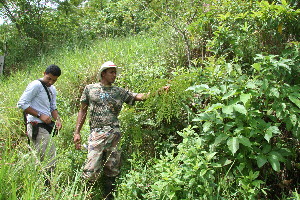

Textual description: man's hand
[73,133,81,150]
[40,114,52,124]
[55,119,62,130]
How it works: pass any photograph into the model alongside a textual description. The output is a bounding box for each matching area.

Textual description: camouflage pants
[27,123,56,172]
[82,126,122,182]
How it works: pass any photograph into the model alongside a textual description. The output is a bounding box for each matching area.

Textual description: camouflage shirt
[80,83,137,129]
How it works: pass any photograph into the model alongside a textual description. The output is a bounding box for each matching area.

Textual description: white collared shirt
[17,79,57,122]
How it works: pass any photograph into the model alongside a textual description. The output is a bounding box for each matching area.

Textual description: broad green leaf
[240,93,251,105]
[168,192,176,199]
[234,64,242,74]
[222,105,234,115]
[264,126,280,142]
[205,152,218,161]
[252,180,265,187]
[252,63,261,71]
[227,137,239,155]
[246,81,257,89]
[233,104,247,115]
[207,103,223,112]
[249,171,260,179]
[194,113,213,121]
[192,117,202,122]
[200,169,207,176]
[257,155,268,168]
[224,122,235,132]
[264,130,273,143]
[220,85,227,93]
[210,86,221,94]
[281,0,288,6]
[269,151,285,162]
[214,133,228,145]
[270,88,279,98]
[222,90,236,100]
[234,126,244,134]
[262,144,271,154]
[278,60,292,71]
[226,63,233,74]
[151,182,167,191]
[238,162,246,172]
[223,159,232,166]
[218,158,233,166]
[211,163,222,167]
[290,114,297,126]
[262,79,269,92]
[238,136,252,147]
[288,95,300,109]
[269,126,281,134]
[186,84,209,92]
[268,154,281,172]
[203,121,212,132]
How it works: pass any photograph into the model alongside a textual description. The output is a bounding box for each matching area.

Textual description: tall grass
[0,34,174,199]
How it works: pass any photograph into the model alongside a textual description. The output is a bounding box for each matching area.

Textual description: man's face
[102,68,117,84]
[43,73,59,87]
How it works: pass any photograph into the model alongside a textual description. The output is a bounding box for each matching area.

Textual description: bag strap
[38,79,51,103]
[23,111,30,144]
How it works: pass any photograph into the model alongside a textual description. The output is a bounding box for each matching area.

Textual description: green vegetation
[0,0,299,199]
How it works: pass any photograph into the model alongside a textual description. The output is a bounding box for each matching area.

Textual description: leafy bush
[186,43,300,198]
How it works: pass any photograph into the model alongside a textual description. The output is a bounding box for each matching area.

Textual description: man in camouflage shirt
[73,61,151,199]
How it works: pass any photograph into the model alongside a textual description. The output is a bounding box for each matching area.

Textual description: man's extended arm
[134,86,170,101]
[73,102,88,150]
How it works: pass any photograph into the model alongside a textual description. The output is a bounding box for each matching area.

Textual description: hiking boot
[103,176,116,200]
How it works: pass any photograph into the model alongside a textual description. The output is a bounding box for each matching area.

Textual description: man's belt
[30,121,57,140]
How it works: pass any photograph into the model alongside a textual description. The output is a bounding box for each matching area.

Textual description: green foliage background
[0,0,299,199]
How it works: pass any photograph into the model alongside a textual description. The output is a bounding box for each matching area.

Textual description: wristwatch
[37,112,41,118]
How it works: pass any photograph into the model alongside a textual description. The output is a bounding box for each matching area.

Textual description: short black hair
[45,64,61,76]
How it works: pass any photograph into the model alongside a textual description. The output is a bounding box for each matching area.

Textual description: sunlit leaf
[246,81,257,89]
[222,105,233,114]
[270,88,279,98]
[222,90,236,100]
[186,84,209,92]
[269,151,285,162]
[227,137,239,155]
[268,154,281,172]
[200,169,207,176]
[207,103,223,112]
[233,104,247,115]
[264,126,281,143]
[252,63,261,71]
[226,63,233,74]
[288,95,300,109]
[240,93,251,105]
[264,130,272,143]
[203,121,212,132]
[223,159,232,166]
[281,0,288,6]
[214,133,228,145]
[205,152,217,161]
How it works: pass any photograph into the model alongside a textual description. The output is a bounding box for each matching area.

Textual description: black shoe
[103,176,116,200]
[44,178,50,187]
